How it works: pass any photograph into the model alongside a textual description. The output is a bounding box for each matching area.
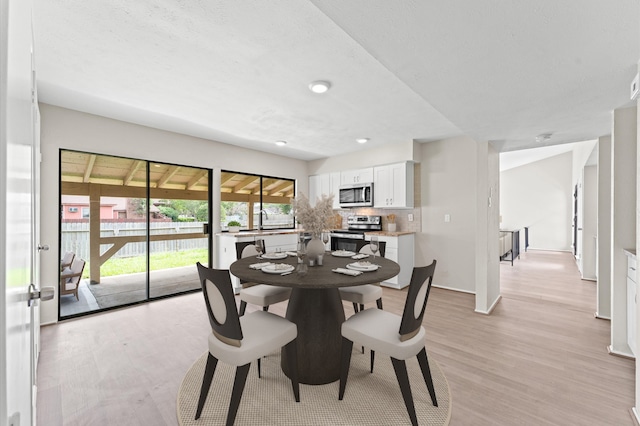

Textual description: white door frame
[2,0,39,424]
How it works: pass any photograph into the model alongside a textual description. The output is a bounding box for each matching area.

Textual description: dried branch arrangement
[292,192,335,237]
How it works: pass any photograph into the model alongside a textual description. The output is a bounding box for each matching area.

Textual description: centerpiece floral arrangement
[292,192,335,237]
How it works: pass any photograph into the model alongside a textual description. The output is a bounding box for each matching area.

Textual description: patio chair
[339,260,438,426]
[60,251,75,270]
[60,258,85,301]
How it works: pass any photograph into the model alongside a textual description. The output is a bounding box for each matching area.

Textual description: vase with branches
[292,192,334,262]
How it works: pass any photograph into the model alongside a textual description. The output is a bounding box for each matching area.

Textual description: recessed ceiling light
[309,80,331,94]
[356,138,369,144]
[275,140,287,147]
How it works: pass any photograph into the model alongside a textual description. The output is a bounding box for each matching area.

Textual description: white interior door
[2,0,38,424]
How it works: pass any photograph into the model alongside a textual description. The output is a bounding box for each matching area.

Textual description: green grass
[84,248,208,278]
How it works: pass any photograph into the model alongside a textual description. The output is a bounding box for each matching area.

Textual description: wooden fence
[61,221,208,260]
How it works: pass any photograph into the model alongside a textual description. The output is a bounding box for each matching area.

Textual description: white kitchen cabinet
[365,233,414,289]
[373,162,414,208]
[217,232,298,291]
[309,172,340,208]
[341,167,373,185]
[627,252,637,356]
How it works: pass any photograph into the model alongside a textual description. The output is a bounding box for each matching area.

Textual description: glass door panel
[59,151,149,317]
[148,163,209,298]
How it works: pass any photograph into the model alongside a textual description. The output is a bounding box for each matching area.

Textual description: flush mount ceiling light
[275,140,287,147]
[356,138,369,144]
[309,80,331,94]
[535,133,552,143]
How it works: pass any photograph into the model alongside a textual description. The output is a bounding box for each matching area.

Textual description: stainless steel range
[330,215,381,252]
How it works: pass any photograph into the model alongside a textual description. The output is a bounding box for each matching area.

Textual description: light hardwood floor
[37,250,635,425]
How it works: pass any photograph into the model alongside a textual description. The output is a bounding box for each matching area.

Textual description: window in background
[220,171,295,231]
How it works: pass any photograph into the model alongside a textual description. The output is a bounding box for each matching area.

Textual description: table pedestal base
[281,287,345,385]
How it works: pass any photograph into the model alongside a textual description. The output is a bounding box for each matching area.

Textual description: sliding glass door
[148,162,209,298]
[59,150,210,319]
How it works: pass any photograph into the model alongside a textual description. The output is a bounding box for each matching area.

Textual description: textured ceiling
[33,1,639,161]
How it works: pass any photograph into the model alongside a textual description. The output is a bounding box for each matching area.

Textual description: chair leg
[284,340,300,402]
[195,353,219,420]
[263,305,269,312]
[257,358,261,378]
[239,300,247,316]
[225,363,251,426]
[352,302,359,314]
[370,350,375,373]
[359,303,365,312]
[376,298,383,309]
[338,337,354,400]
[417,347,438,406]
[391,357,419,426]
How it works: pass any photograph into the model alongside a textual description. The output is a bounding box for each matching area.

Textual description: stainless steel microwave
[339,182,373,207]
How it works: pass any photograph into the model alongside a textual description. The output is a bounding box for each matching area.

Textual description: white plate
[261,264,295,274]
[261,252,288,260]
[332,250,356,257]
[346,262,379,272]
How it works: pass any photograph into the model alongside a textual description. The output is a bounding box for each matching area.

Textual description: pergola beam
[83,154,96,183]
[157,166,181,188]
[124,160,144,186]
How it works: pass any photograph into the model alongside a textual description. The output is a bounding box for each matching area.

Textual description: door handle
[37,244,49,251]
[27,284,55,307]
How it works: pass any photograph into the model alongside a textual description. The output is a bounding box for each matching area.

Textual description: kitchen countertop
[217,229,301,237]
[364,231,415,237]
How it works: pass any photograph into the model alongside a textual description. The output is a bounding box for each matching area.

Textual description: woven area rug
[177,349,451,425]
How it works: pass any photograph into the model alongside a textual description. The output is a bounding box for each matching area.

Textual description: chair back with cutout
[235,241,267,260]
[398,260,436,341]
[196,262,243,347]
[359,241,386,258]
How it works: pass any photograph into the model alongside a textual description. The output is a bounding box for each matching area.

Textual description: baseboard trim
[594,312,611,320]
[631,407,640,426]
[526,247,573,253]
[475,295,502,315]
[432,284,475,295]
[607,345,635,360]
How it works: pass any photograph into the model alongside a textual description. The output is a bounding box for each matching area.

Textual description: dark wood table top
[230,252,400,289]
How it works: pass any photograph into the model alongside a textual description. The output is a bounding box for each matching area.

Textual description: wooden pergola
[61,151,294,283]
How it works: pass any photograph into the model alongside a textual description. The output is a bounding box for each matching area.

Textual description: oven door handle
[331,233,365,240]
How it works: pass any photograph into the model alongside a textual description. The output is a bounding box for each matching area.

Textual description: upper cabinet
[374,162,414,208]
[340,167,373,185]
[309,172,341,209]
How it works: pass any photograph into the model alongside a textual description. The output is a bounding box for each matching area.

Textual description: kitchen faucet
[258,209,268,230]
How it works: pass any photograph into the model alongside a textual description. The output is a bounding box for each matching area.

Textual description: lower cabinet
[217,232,298,291]
[365,233,414,289]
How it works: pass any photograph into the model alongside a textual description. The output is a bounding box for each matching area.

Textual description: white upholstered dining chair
[237,242,292,316]
[338,260,438,426]
[338,242,386,314]
[195,262,300,425]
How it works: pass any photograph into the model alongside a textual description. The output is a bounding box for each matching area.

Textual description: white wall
[597,135,612,319]
[38,104,309,324]
[417,136,479,293]
[581,165,597,280]
[500,151,573,251]
[610,105,637,357]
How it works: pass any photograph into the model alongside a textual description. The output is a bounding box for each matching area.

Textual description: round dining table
[230,252,400,385]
